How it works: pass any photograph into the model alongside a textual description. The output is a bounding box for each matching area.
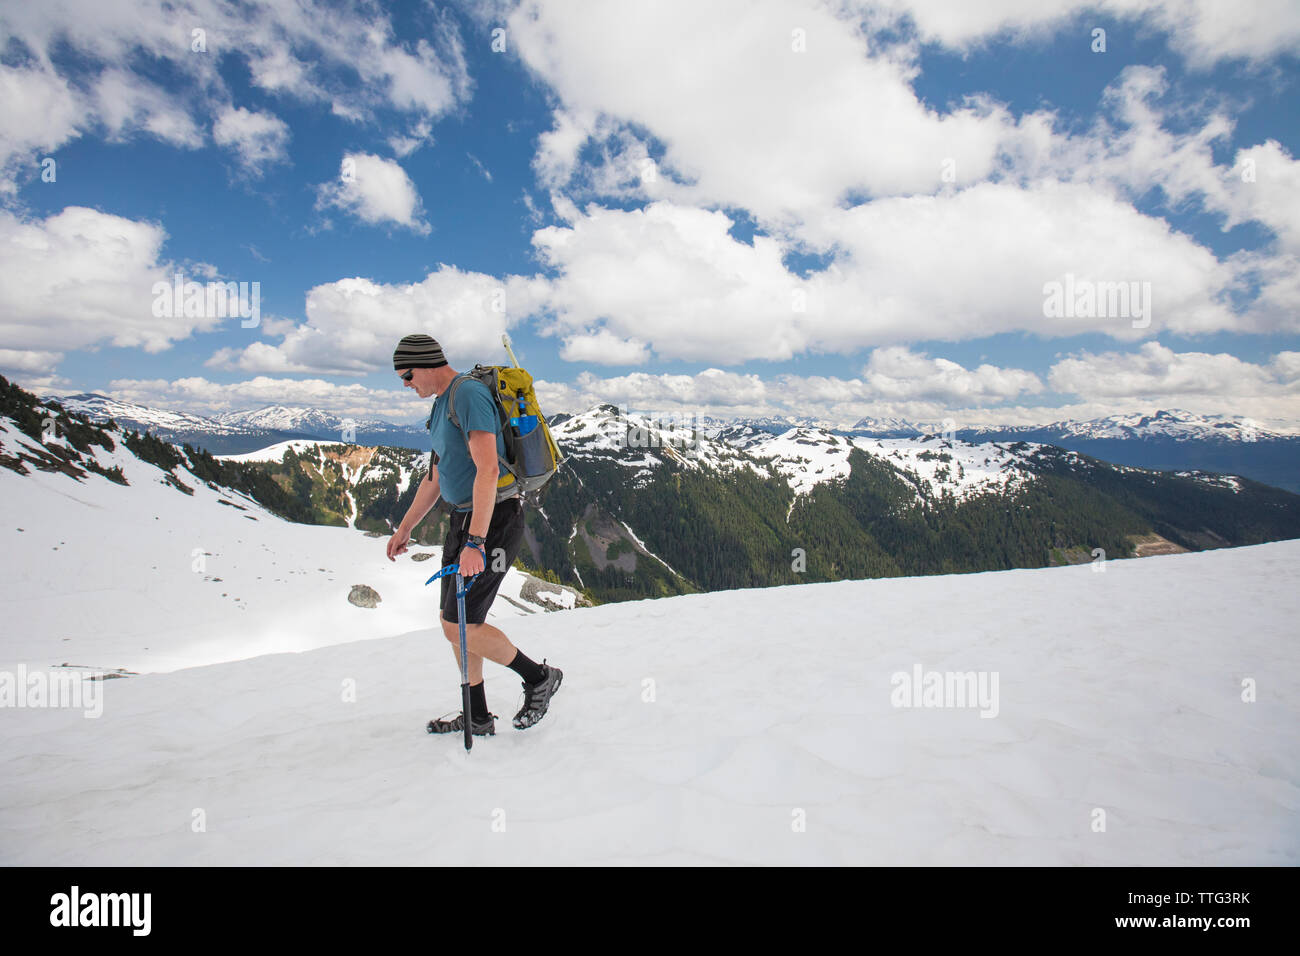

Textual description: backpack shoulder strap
[445,372,472,432]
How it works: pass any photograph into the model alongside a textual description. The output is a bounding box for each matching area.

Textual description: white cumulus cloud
[207,267,552,376]
[860,0,1300,68]
[0,207,225,354]
[212,106,290,175]
[1048,341,1298,399]
[316,153,430,234]
[861,347,1044,402]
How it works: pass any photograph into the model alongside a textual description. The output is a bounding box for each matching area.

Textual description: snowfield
[0,424,566,675]
[2,410,1295,865]
[216,439,337,464]
[3,509,1296,863]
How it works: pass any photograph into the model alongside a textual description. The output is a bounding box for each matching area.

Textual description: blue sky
[1,0,1298,429]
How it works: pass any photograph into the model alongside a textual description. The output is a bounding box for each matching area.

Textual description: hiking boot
[427,711,496,736]
[512,660,563,730]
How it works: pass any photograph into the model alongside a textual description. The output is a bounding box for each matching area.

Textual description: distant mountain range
[54,393,430,455]
[838,410,1299,494]
[51,393,1300,492]
[715,408,1299,493]
[840,408,1290,441]
[494,403,1300,602]
[7,376,1299,608]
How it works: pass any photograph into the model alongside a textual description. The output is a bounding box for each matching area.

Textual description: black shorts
[440,496,525,625]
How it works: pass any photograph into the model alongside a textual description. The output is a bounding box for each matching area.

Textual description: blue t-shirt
[428,376,506,511]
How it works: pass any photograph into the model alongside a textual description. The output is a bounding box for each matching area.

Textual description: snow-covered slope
[1,538,1295,865]
[217,439,339,464]
[0,419,575,674]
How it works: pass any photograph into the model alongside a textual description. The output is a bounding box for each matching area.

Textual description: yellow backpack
[431,338,565,508]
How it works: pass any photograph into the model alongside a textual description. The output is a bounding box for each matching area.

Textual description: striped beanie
[392,334,448,370]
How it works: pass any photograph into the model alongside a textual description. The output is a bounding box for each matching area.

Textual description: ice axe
[426,547,485,751]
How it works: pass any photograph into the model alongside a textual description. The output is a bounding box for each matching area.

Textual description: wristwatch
[466,533,487,549]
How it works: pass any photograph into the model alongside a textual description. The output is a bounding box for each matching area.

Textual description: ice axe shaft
[426,562,476,752]
[502,333,521,369]
[456,574,472,752]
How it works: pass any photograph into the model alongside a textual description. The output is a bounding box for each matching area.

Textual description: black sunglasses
[400,369,414,382]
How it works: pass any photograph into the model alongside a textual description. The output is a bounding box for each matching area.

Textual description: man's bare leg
[441,617,517,685]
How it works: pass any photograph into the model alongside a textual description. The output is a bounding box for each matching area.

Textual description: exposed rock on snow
[347,584,381,608]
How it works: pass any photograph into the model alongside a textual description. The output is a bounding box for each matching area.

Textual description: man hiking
[385,333,562,736]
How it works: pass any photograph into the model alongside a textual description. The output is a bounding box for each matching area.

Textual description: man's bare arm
[399,465,441,534]
[466,430,499,538]
[387,466,441,561]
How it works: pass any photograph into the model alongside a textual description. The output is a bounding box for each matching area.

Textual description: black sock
[507,650,546,685]
[469,681,489,721]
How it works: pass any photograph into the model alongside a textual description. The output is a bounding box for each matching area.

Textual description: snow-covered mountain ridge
[552,406,1247,504]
